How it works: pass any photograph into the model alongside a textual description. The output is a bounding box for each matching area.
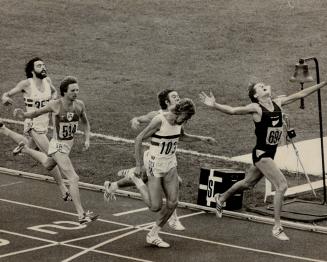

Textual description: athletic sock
[149,224,161,237]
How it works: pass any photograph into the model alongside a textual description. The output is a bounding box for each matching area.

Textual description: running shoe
[104,181,117,201]
[78,211,99,225]
[168,216,185,231]
[146,233,170,248]
[62,191,72,201]
[214,193,225,218]
[272,226,290,241]
[117,168,133,178]
[13,141,25,156]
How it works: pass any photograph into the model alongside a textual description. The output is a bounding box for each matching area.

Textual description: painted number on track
[28,221,86,235]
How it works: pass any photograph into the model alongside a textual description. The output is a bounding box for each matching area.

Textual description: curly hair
[25,57,43,78]
[173,98,196,117]
[60,76,78,96]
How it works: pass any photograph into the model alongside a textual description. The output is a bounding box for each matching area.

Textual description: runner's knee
[66,174,79,185]
[242,178,258,189]
[44,159,57,171]
[149,202,162,212]
[166,199,178,210]
[275,181,288,193]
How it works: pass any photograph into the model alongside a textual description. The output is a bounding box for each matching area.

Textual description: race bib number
[34,99,49,109]
[59,122,78,139]
[159,139,178,155]
[266,127,283,145]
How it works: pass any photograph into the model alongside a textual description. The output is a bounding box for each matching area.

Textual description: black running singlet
[254,101,283,151]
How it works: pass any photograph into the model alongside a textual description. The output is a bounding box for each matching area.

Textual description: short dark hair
[60,76,78,96]
[157,89,175,110]
[248,82,258,103]
[173,98,196,119]
[25,57,43,78]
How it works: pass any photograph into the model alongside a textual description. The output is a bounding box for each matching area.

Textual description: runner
[129,98,216,247]
[13,76,98,224]
[1,57,69,200]
[104,89,185,230]
[199,80,327,241]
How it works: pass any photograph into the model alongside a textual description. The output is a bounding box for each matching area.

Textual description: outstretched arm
[279,81,327,106]
[1,80,29,106]
[180,128,216,144]
[14,100,56,120]
[199,91,258,115]
[131,110,159,129]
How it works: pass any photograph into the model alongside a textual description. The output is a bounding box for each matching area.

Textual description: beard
[34,70,47,79]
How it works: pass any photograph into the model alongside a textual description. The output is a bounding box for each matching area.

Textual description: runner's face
[167,91,180,107]
[254,82,271,99]
[33,61,47,79]
[66,84,79,100]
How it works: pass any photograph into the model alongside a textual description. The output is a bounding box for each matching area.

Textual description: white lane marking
[113,207,149,216]
[0,181,23,188]
[0,243,58,259]
[0,229,57,244]
[0,229,149,261]
[0,118,234,162]
[0,200,325,261]
[62,225,153,262]
[177,211,205,219]
[0,198,131,227]
[158,231,327,262]
[64,242,153,262]
[61,226,134,244]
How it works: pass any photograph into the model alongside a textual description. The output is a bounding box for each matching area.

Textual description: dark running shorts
[252,147,277,164]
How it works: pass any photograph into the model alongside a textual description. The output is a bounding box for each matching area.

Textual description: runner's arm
[131,111,159,129]
[13,100,56,120]
[180,128,216,144]
[199,91,258,115]
[134,117,161,169]
[79,101,90,150]
[278,81,327,106]
[47,77,58,100]
[1,80,28,105]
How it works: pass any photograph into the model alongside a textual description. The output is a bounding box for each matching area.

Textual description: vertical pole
[312,58,327,204]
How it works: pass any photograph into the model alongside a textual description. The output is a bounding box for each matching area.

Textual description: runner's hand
[131,117,141,130]
[199,91,216,107]
[1,95,14,106]
[13,108,25,120]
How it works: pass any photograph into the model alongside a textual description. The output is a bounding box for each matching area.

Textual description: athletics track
[0,169,327,262]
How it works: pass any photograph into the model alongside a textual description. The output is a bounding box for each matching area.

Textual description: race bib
[159,138,178,156]
[266,127,283,145]
[59,122,78,139]
[34,99,49,109]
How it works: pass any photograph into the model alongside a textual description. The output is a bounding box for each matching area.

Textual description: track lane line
[113,207,149,216]
[62,225,153,262]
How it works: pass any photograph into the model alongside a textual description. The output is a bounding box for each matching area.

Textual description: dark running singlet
[252,101,283,163]
[53,100,80,141]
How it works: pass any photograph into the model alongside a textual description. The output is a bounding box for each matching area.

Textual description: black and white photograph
[1,0,327,261]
